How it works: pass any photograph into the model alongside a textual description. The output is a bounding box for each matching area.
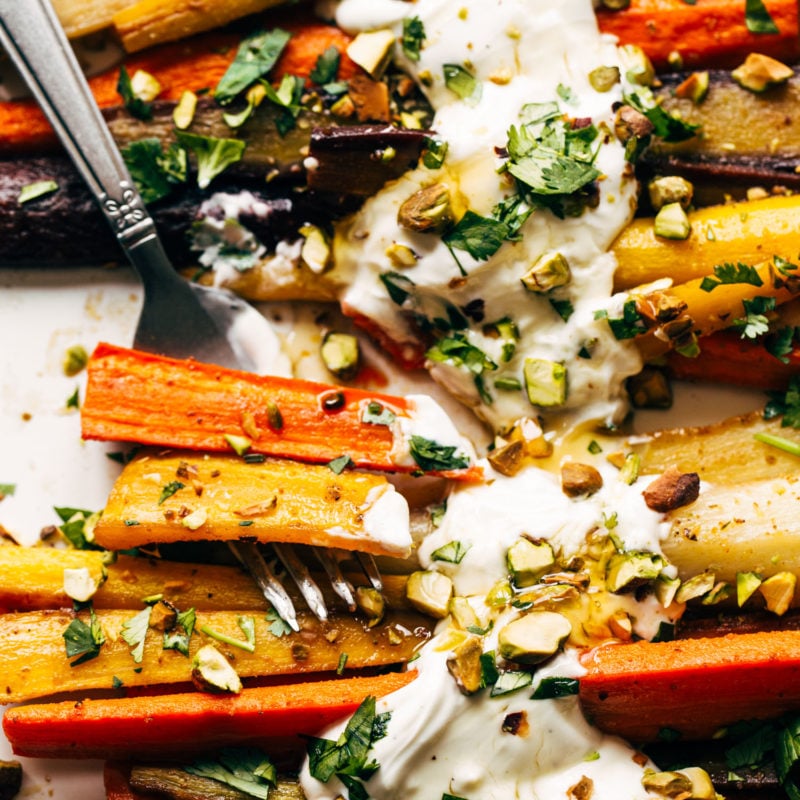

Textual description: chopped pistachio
[62,345,88,377]
[406,570,454,618]
[732,52,793,92]
[607,609,633,641]
[523,358,567,408]
[355,586,385,627]
[507,538,555,587]
[446,635,484,694]
[397,183,454,233]
[588,65,620,92]
[486,579,513,608]
[605,551,664,593]
[641,770,693,797]
[299,224,332,274]
[759,571,796,615]
[497,611,572,665]
[346,29,396,79]
[560,462,603,497]
[63,566,100,603]
[674,71,709,104]
[385,242,418,268]
[648,176,694,212]
[173,90,198,130]
[677,767,717,800]
[654,202,691,240]
[736,571,763,607]
[224,434,251,456]
[619,44,655,86]
[627,366,673,409]
[191,644,242,693]
[655,574,681,608]
[521,251,571,293]
[320,332,361,382]
[449,596,480,630]
[618,452,640,485]
[130,69,162,102]
[674,571,716,604]
[488,440,525,477]
[181,507,208,531]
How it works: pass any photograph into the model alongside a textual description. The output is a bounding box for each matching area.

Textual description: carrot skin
[580,629,800,741]
[596,0,800,70]
[81,343,481,480]
[3,671,415,760]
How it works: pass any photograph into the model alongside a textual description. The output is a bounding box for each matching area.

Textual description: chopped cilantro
[766,326,800,363]
[55,507,102,550]
[733,295,775,339]
[764,375,800,426]
[745,0,780,33]
[158,480,185,505]
[175,131,246,190]
[112,676,124,689]
[121,606,152,663]
[443,210,510,265]
[480,650,500,688]
[531,676,579,699]
[401,16,426,61]
[362,401,396,426]
[443,63,480,102]
[117,65,152,120]
[327,455,353,474]
[443,795,471,800]
[409,435,469,472]
[63,608,105,666]
[625,90,699,144]
[65,387,80,410]
[186,747,276,799]
[310,45,340,85]
[163,607,196,656]
[699,261,763,292]
[261,73,304,135]
[18,180,58,205]
[422,136,448,169]
[379,271,415,305]
[122,138,187,204]
[266,609,292,637]
[427,334,498,403]
[595,300,646,340]
[430,540,470,564]
[549,298,574,322]
[215,29,292,105]
[556,83,578,106]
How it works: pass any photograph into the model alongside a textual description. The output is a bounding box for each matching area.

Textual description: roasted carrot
[80,343,481,480]
[0,21,356,155]
[580,629,800,741]
[596,0,800,70]
[3,671,415,760]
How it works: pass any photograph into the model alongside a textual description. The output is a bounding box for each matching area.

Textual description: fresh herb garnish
[261,73,304,135]
[409,435,469,472]
[427,334,498,403]
[733,295,775,339]
[117,65,153,120]
[158,481,185,505]
[362,401,396,427]
[327,455,353,474]
[443,64,480,102]
[422,136,448,169]
[430,540,470,564]
[310,45,341,85]
[122,138,187,204]
[745,0,780,33]
[402,17,426,61]
[624,90,699,144]
[266,609,292,637]
[121,606,152,663]
[54,507,101,550]
[175,131,246,190]
[18,180,58,204]
[443,210,511,267]
[186,747,277,799]
[199,615,257,653]
[700,261,763,292]
[379,271,415,305]
[531,676,579,699]
[163,607,197,656]
[215,29,292,105]
[764,376,800,427]
[549,298,575,322]
[63,607,105,666]
[595,300,646,340]
[766,326,800,363]
[65,387,80,410]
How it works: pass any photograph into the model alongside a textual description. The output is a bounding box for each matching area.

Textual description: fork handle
[0,0,173,281]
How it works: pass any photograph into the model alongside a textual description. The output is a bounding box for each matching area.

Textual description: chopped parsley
[215,29,292,105]
[764,375,800,427]
[122,138,187,204]
[186,747,277,799]
[63,607,105,666]
[430,540,470,564]
[261,73,305,135]
[443,210,511,268]
[163,607,197,656]
[422,136,448,169]
[745,0,780,33]
[699,261,763,292]
[426,334,498,403]
[443,63,480,102]
[54,507,102,550]
[402,17,426,61]
[65,387,80,410]
[266,609,292,638]
[117,65,152,120]
[531,676,579,699]
[624,90,699,144]
[175,131,246,190]
[379,271,415,305]
[121,606,152,663]
[362,401,396,427]
[327,455,353,475]
[733,295,774,339]
[409,435,469,472]
[595,300,646,340]
[158,480,185,505]
[310,45,341,85]
[549,297,575,322]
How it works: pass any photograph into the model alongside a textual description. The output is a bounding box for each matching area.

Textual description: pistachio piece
[486,579,514,608]
[627,366,672,410]
[397,183,454,233]
[130,69,162,102]
[385,242,418,268]
[648,176,694,212]
[654,202,691,240]
[507,538,555,588]
[355,586,385,627]
[449,596,481,630]
[674,571,716,604]
[149,599,178,632]
[523,358,567,408]
[641,769,693,797]
[63,566,100,603]
[560,462,603,497]
[605,551,664,593]
[346,29,396,80]
[497,611,572,664]
[614,105,654,144]
[759,571,796,616]
[321,332,361,381]
[299,224,332,274]
[619,44,656,86]
[173,90,198,130]
[677,767,717,800]
[642,466,700,512]
[406,570,454,618]
[736,570,763,607]
[488,440,525,477]
[63,345,88,377]
[191,644,242,694]
[588,65,620,92]
[446,635,484,695]
[655,574,681,608]
[521,251,571,293]
[674,71,709,104]
[732,52,793,92]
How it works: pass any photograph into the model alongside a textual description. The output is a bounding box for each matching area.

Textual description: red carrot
[81,343,481,480]
[4,671,415,760]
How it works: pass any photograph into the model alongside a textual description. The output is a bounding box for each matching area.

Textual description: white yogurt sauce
[334,0,642,432]
[300,2,673,798]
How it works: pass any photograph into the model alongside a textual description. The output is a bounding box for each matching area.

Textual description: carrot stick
[3,671,415,760]
[80,343,481,480]
[580,629,800,741]
[664,328,800,389]
[0,21,356,155]
[596,0,800,70]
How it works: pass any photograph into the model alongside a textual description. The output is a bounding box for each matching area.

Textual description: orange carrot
[81,343,481,480]
[0,20,356,155]
[665,329,799,389]
[580,630,800,741]
[596,0,800,70]
[3,671,415,760]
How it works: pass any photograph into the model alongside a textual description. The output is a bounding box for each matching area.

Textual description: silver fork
[0,0,381,631]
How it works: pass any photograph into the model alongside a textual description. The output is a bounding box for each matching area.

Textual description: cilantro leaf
[121,606,152,663]
[327,455,353,475]
[266,609,292,637]
[310,46,340,85]
[745,0,780,33]
[596,300,646,340]
[699,261,763,292]
[766,326,800,363]
[625,90,699,144]
[117,65,152,120]
[122,139,187,204]
[443,210,510,262]
[186,747,276,799]
[430,540,470,564]
[409,435,469,472]
[175,132,246,190]
[215,29,292,105]
[163,606,196,656]
[158,481,185,505]
[531,676,580,699]
[54,507,102,550]
[261,73,305,135]
[379,272,415,305]
[480,650,500,688]
[401,16,426,61]
[765,375,800,427]
[63,608,106,666]
[733,295,775,339]
[549,298,574,322]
